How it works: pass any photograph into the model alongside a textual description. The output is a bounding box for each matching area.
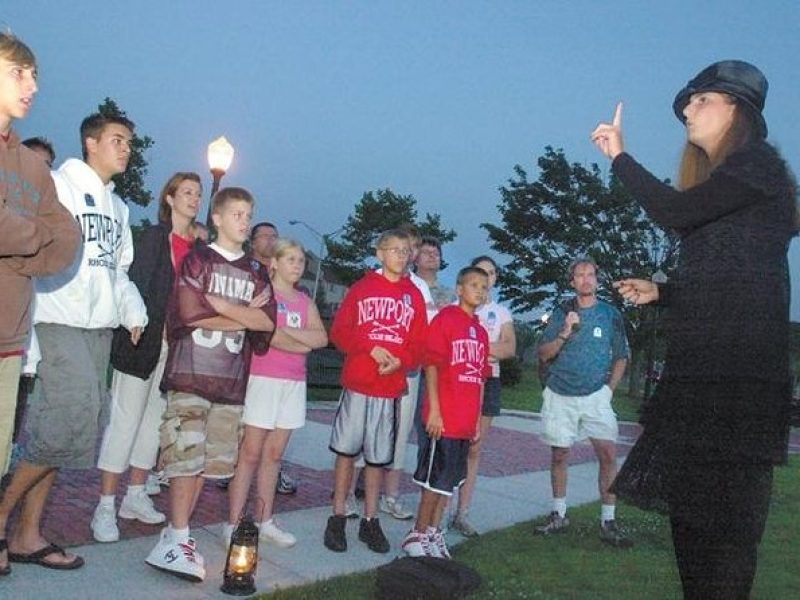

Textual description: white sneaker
[427,526,450,559]
[146,529,206,582]
[119,490,166,524]
[91,502,120,543]
[344,491,359,519]
[379,495,414,520]
[259,518,297,548]
[145,473,161,496]
[221,523,235,548]
[401,530,434,557]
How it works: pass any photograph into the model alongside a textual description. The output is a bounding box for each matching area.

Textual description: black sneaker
[358,517,390,553]
[324,515,347,552]
[599,519,634,548]
[276,470,297,495]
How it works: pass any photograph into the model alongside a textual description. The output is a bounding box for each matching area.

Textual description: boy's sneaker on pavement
[324,515,348,552]
[146,529,206,582]
[358,517,390,553]
[599,519,634,548]
[276,470,297,495]
[535,511,570,535]
[427,526,451,559]
[401,530,434,557]
[91,503,119,543]
[450,512,479,537]
[119,490,166,524]
[260,518,297,548]
[379,495,414,520]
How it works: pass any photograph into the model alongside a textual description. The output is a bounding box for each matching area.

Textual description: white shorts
[540,385,618,448]
[242,376,306,430]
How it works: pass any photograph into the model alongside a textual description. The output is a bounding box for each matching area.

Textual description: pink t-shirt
[250,288,311,381]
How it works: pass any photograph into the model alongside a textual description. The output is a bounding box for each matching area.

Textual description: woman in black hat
[592,60,797,599]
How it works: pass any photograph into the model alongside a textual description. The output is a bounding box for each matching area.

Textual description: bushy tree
[482,147,678,393]
[326,188,457,286]
[97,98,154,207]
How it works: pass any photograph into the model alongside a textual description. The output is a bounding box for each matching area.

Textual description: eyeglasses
[380,246,411,257]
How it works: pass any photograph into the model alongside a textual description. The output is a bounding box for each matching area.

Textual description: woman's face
[167,179,202,222]
[474,260,497,289]
[682,91,736,154]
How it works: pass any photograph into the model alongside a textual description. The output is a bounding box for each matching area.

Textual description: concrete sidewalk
[1,405,641,599]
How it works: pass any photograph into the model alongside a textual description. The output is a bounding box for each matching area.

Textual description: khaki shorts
[160,392,242,479]
[540,385,618,448]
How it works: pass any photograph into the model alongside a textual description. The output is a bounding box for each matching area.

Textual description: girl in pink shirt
[226,239,327,547]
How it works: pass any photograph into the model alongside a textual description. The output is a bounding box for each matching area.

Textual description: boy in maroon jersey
[146,187,276,582]
[403,266,491,558]
[325,229,427,554]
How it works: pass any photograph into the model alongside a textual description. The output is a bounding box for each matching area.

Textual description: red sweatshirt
[423,305,491,439]
[330,270,427,398]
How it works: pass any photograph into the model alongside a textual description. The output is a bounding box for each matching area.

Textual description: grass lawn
[309,365,644,423]
[258,457,800,599]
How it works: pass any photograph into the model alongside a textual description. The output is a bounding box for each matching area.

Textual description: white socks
[553,497,567,518]
[601,504,616,523]
[170,525,190,544]
[99,494,115,508]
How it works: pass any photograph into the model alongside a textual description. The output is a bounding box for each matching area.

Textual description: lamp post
[205,136,235,227]
[642,269,668,402]
[288,220,343,301]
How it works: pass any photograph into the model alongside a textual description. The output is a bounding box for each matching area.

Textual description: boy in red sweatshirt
[403,266,491,558]
[325,228,427,554]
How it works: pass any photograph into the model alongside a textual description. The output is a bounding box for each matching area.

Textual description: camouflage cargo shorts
[160,392,242,479]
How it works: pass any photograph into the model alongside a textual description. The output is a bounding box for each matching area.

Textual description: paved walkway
[4,402,795,599]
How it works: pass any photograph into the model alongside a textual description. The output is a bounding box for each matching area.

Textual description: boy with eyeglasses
[324,228,427,554]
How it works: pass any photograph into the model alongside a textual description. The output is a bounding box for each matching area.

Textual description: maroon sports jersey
[422,305,491,439]
[161,243,276,404]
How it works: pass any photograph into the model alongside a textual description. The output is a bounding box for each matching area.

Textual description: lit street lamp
[288,220,343,301]
[205,136,235,227]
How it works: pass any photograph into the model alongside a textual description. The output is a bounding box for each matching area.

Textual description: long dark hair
[678,96,759,190]
[157,172,202,227]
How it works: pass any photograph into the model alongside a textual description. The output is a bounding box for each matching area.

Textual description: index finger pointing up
[613,101,623,127]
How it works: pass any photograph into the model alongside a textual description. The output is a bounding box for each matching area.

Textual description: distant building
[299,249,348,319]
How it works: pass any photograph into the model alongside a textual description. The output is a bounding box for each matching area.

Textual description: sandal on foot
[8,543,84,570]
[0,539,10,576]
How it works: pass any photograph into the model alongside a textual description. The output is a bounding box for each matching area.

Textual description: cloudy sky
[5,1,800,316]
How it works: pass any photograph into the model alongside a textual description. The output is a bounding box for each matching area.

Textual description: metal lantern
[221,515,259,596]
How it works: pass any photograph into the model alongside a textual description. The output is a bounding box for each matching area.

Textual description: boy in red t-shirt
[404,266,491,558]
[325,229,427,554]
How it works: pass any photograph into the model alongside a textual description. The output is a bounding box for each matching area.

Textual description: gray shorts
[25,324,112,469]
[329,389,397,466]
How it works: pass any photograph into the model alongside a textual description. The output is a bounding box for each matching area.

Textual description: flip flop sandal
[8,543,84,570]
[0,539,10,576]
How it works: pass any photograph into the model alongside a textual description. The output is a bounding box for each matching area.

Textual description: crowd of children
[0,30,616,588]
[0,31,503,584]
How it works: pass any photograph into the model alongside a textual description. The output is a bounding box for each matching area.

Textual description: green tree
[326,188,457,286]
[482,147,678,393]
[97,97,155,208]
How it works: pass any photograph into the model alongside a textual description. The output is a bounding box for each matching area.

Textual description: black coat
[111,224,175,379]
[612,141,796,466]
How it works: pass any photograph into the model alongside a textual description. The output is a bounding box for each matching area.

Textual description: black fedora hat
[673,60,768,137]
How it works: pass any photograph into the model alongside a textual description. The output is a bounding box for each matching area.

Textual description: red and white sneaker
[145,528,206,582]
[401,530,435,557]
[427,526,451,559]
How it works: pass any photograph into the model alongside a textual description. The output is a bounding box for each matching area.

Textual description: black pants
[668,463,773,600]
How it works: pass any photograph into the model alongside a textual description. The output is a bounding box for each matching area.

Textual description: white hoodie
[34,158,147,331]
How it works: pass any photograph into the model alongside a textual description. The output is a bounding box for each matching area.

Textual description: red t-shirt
[161,243,276,405]
[170,232,193,271]
[422,305,491,439]
[330,270,427,398]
